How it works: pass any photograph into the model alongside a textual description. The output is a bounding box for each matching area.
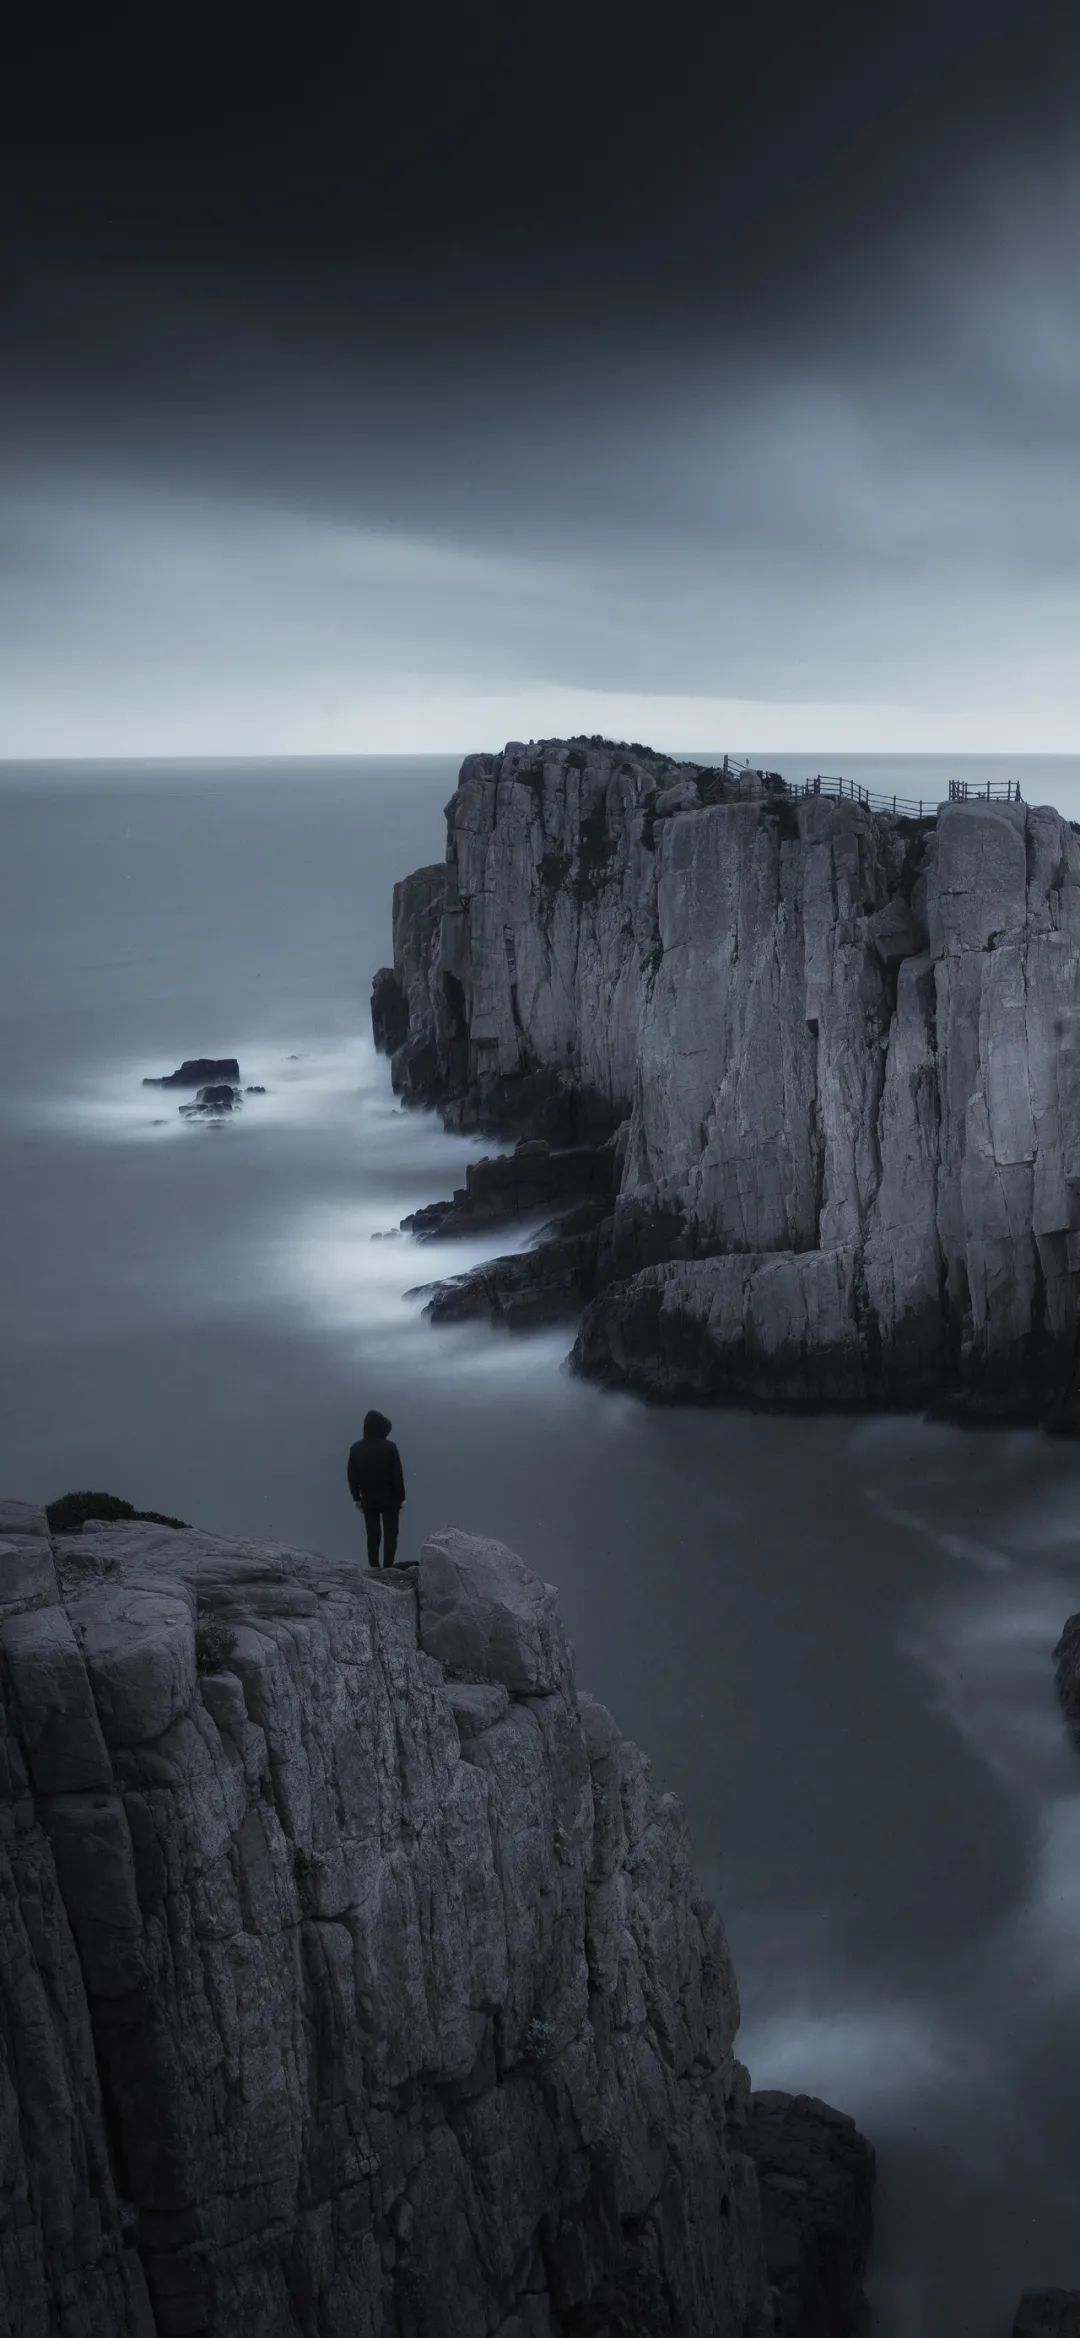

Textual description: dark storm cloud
[4,3,1080,751]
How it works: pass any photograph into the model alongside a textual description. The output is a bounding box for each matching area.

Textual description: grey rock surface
[1013,2297,1080,2337]
[374,737,1080,1422]
[746,2093,874,2337]
[0,1503,794,2337]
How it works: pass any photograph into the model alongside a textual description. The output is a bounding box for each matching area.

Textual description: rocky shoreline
[373,736,1080,1429]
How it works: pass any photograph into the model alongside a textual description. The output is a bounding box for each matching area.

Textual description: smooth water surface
[5,751,1080,2338]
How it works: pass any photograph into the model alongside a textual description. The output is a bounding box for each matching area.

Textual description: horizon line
[3,747,1080,769]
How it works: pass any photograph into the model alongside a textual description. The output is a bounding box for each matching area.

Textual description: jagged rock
[747,2092,875,2337]
[142,1058,240,1088]
[0,1500,817,2338]
[410,1225,602,1328]
[374,738,1080,1424]
[179,1082,240,1116]
[401,1141,615,1241]
[1013,2296,1080,2337]
[244,1084,267,1095]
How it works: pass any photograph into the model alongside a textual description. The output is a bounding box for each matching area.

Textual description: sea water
[5,750,1080,2336]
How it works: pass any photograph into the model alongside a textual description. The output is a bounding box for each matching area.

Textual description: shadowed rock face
[0,1497,807,2338]
[747,2094,874,2338]
[1053,1612,1080,1751]
[1013,2293,1080,2336]
[374,737,1080,1425]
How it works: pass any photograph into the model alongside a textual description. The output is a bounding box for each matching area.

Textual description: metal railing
[717,764,1025,823]
[798,773,937,819]
[948,777,1024,804]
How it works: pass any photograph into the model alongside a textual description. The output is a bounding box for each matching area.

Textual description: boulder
[654,778,702,816]
[418,1528,574,1696]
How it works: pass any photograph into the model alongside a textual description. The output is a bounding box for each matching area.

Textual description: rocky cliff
[375,737,1080,1423]
[0,1494,872,2337]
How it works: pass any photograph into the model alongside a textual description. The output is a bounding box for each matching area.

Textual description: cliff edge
[375,737,1080,1424]
[0,1495,875,2337]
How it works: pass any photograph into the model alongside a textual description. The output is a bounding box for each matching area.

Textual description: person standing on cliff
[347,1410,406,1567]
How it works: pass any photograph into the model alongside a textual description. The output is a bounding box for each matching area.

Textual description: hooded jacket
[347,1410,406,1509]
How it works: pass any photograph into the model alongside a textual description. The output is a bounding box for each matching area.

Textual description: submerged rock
[143,1056,241,1088]
[374,736,1080,1426]
[0,1496,882,2335]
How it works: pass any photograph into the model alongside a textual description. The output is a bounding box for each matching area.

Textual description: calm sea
[5,750,1080,2338]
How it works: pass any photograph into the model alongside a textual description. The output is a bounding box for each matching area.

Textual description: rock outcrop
[746,2095,874,2338]
[143,1060,241,1089]
[400,1141,614,1243]
[0,1495,875,2336]
[178,1083,241,1118]
[374,736,1080,1423]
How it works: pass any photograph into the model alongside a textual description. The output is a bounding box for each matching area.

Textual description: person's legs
[362,1507,382,1566]
[382,1506,400,1567]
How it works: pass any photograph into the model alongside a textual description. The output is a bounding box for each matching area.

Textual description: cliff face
[0,1498,778,2338]
[376,738,1080,1422]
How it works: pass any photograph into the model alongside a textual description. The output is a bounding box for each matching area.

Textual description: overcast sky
[5,2,1080,756]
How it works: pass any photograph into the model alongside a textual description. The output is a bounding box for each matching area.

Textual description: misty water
[7,751,1080,2338]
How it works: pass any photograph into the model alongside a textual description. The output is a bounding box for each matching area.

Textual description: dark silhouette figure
[347,1409,406,1567]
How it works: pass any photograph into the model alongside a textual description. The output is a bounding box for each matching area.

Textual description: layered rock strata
[0,1496,875,2336]
[374,736,1080,1422]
